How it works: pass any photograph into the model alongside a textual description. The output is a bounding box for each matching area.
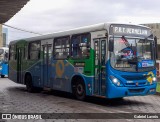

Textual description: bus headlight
[110,75,123,86]
[152,77,157,82]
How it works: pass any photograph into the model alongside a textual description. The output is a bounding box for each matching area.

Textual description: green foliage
[156,82,160,92]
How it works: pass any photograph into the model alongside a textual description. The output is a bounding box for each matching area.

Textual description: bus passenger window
[9,45,15,60]
[24,45,28,60]
[54,37,70,59]
[71,33,90,58]
[28,41,40,60]
[72,36,81,57]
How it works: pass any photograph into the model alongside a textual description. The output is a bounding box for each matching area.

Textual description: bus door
[93,38,106,96]
[17,47,23,83]
[42,43,52,88]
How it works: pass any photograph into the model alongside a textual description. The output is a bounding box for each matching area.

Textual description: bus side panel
[9,61,17,82]
[24,61,42,88]
[82,76,94,96]
[1,63,8,76]
[50,59,94,95]
[50,60,74,92]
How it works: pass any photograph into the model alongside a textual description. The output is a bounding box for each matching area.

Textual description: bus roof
[9,22,151,45]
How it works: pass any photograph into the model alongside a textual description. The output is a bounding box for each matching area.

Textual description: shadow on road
[6,86,151,108]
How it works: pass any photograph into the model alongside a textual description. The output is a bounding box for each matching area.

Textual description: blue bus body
[106,61,156,98]
[0,61,8,77]
[9,56,157,99]
[8,23,157,100]
[0,47,9,78]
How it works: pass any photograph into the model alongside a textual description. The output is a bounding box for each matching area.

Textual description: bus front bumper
[107,83,157,99]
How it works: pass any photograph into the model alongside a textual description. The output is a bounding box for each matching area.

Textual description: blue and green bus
[9,23,157,100]
[0,47,9,78]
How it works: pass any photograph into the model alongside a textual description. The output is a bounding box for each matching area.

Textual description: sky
[4,0,160,42]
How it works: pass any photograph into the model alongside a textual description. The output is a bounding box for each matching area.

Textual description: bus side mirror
[154,36,158,59]
[109,39,114,52]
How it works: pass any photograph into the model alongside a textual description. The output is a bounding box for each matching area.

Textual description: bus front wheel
[25,74,34,93]
[73,78,86,100]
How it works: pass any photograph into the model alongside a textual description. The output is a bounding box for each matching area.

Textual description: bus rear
[0,47,9,78]
[106,24,157,98]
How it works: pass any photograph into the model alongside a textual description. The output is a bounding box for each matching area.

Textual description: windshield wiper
[121,36,131,47]
[121,36,139,69]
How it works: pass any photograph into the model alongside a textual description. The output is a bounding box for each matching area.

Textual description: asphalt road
[0,78,160,122]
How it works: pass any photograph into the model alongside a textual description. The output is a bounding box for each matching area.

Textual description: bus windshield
[110,37,155,72]
[0,48,8,62]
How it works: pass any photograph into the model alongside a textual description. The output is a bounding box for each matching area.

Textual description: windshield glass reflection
[110,37,155,72]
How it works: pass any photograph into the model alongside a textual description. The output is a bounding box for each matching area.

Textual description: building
[0,24,8,47]
[2,27,8,47]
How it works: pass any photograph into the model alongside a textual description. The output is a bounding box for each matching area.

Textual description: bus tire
[111,97,124,101]
[25,74,34,93]
[72,77,86,100]
[116,97,124,100]
[1,75,5,78]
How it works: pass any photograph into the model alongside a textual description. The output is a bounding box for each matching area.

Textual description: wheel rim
[77,84,84,95]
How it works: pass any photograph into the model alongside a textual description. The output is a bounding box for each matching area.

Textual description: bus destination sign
[109,24,152,37]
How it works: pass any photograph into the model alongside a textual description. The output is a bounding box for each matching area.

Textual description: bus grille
[125,82,146,86]
[128,88,145,93]
[121,75,149,80]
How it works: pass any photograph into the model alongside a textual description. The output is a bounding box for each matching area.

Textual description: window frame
[70,33,91,59]
[9,44,16,61]
[53,36,70,60]
[28,40,41,60]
